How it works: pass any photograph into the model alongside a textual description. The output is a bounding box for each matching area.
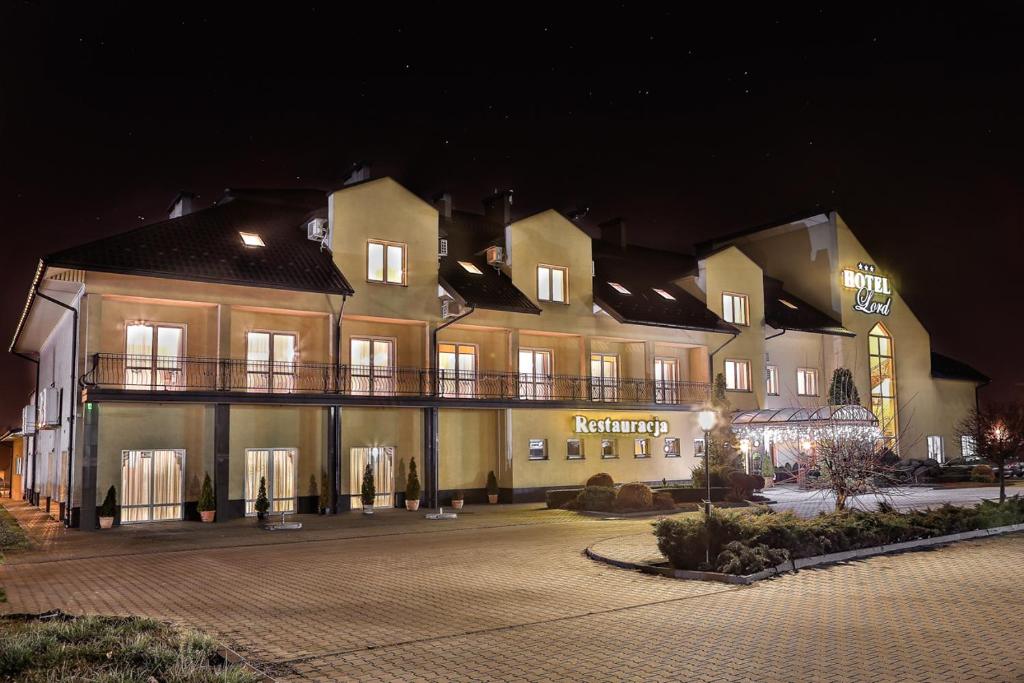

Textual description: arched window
[868,323,898,449]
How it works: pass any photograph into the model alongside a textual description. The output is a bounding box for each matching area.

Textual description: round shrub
[586,472,614,488]
[652,492,676,511]
[971,464,995,483]
[615,482,654,510]
[575,486,616,511]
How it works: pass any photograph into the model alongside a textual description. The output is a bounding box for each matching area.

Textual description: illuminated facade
[9,173,987,527]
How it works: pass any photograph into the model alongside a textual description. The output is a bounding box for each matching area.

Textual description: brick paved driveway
[2,501,1023,682]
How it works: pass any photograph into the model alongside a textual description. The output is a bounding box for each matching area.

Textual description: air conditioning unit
[441,299,463,319]
[39,387,61,429]
[307,218,328,241]
[21,405,36,436]
[485,245,503,266]
[438,238,448,257]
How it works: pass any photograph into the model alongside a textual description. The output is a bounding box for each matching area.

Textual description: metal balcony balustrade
[81,353,711,406]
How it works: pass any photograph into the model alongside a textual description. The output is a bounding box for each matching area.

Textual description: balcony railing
[82,353,711,406]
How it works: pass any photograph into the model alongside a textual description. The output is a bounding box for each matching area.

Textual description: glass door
[246,332,297,392]
[350,338,395,395]
[518,349,552,400]
[125,323,184,390]
[349,447,395,508]
[438,343,477,397]
[120,449,185,523]
[654,357,679,404]
[591,353,618,402]
[244,448,297,515]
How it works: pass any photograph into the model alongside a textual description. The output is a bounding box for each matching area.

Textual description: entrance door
[244,448,297,515]
[350,447,395,509]
[654,357,679,404]
[121,449,185,522]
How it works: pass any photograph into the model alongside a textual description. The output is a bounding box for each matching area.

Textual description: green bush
[716,541,789,575]
[653,496,1024,573]
[586,472,614,488]
[615,482,654,510]
[255,476,270,515]
[576,486,616,512]
[360,466,375,506]
[691,463,734,489]
[406,458,421,502]
[545,488,582,509]
[98,486,117,518]
[197,473,215,513]
[652,492,676,511]
[971,464,995,483]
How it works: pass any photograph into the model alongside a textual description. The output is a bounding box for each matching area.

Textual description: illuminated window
[247,331,297,392]
[796,368,818,396]
[868,322,899,449]
[350,337,395,395]
[567,439,584,460]
[591,353,618,401]
[778,298,798,310]
[124,322,184,390]
[664,437,680,457]
[518,348,553,400]
[458,260,482,274]
[634,438,650,458]
[121,449,185,523]
[244,448,296,515]
[528,439,548,461]
[438,343,477,397]
[537,264,568,303]
[608,282,631,295]
[724,359,751,391]
[722,292,748,325]
[367,239,407,285]
[927,435,945,463]
[601,438,617,459]
[239,232,265,247]
[961,435,976,458]
[766,365,779,396]
[694,438,706,457]
[654,357,679,404]
[653,288,675,300]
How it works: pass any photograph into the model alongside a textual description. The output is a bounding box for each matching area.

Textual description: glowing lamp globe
[697,409,717,432]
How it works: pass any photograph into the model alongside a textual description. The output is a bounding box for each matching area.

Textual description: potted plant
[198,473,215,523]
[451,490,465,509]
[361,463,375,515]
[319,468,330,514]
[405,458,421,511]
[254,475,270,521]
[98,485,117,529]
[486,470,499,504]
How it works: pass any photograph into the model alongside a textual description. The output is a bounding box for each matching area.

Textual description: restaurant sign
[574,416,669,438]
[841,262,892,316]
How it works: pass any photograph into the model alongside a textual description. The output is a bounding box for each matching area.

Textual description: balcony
[80,353,711,410]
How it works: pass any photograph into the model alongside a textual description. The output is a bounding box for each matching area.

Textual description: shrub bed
[651,486,730,503]
[545,488,583,509]
[653,496,1024,574]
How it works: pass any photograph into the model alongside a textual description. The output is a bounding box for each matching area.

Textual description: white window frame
[654,357,679,404]
[246,330,298,392]
[766,365,779,396]
[634,438,650,458]
[961,435,977,458]
[927,435,945,463]
[124,322,186,391]
[120,449,185,523]
[438,342,478,397]
[722,292,749,326]
[724,359,751,392]
[350,337,396,395]
[694,438,706,457]
[537,264,568,303]
[567,438,584,460]
[518,348,553,400]
[601,438,617,459]
[244,447,298,515]
[591,352,619,402]
[664,437,681,458]
[367,239,408,285]
[796,368,819,397]
[528,438,548,461]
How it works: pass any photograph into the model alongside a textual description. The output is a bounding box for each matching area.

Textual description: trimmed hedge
[576,486,616,512]
[545,488,583,509]
[654,496,1024,574]
[652,486,730,503]
[586,473,614,488]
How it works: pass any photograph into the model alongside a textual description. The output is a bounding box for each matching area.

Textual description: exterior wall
[439,408,500,491]
[764,330,829,410]
[339,407,423,502]
[34,301,78,512]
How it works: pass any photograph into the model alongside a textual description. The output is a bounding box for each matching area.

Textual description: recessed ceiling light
[459,260,483,274]
[239,232,265,247]
[779,298,798,309]
[609,282,631,295]
[653,288,675,300]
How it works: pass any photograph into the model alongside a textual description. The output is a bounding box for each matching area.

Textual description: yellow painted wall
[439,408,500,490]
[340,407,422,497]
[228,405,326,501]
[99,298,218,357]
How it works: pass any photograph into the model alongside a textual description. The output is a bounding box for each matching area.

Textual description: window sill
[634,455,650,459]
[528,457,548,462]
[664,454,681,458]
[725,389,753,393]
[767,392,780,397]
[566,456,585,461]
[601,455,619,460]
[796,394,819,398]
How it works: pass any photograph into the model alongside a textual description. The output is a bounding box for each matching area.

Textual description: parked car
[992,460,1024,479]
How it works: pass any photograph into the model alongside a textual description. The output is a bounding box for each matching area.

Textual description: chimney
[599,217,628,249]
[433,191,452,218]
[344,161,371,186]
[167,191,195,219]
[482,189,513,225]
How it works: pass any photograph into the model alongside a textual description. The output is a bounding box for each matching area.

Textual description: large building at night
[9,169,987,528]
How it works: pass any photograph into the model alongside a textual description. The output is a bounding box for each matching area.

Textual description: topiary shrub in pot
[486,470,499,504]
[361,464,376,514]
[254,476,270,521]
[575,486,616,512]
[450,489,465,509]
[615,482,654,511]
[405,459,421,511]
[197,473,215,523]
[98,485,117,529]
[586,472,614,488]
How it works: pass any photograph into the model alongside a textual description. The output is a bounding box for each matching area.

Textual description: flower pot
[406,499,420,511]
[200,510,215,523]
[257,511,266,521]
[99,516,114,529]
[451,499,464,509]
[362,504,374,515]
[487,494,498,504]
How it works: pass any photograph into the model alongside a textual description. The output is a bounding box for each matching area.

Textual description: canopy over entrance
[731,405,879,428]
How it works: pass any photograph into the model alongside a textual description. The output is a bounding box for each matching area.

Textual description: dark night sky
[1,2,1022,426]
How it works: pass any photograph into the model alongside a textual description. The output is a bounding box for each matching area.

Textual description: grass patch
[0,505,30,556]
[0,613,262,682]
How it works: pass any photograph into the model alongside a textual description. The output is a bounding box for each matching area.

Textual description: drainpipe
[706,330,740,399]
[330,294,347,514]
[334,294,347,389]
[34,289,79,528]
[427,303,476,509]
[12,351,39,504]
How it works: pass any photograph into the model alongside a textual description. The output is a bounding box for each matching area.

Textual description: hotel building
[9,170,987,528]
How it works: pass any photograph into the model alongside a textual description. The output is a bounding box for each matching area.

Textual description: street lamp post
[697,408,718,567]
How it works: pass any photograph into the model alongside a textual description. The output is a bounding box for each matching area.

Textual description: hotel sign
[574,416,669,438]
[841,262,892,316]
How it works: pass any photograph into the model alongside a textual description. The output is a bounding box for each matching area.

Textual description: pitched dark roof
[931,352,989,384]
[763,277,854,337]
[438,210,540,315]
[45,189,353,295]
[694,208,834,257]
[592,242,737,334]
